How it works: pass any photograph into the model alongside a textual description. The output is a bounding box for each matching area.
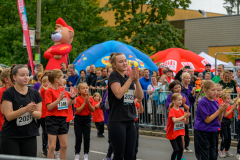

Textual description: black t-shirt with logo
[1,87,42,138]
[108,71,136,122]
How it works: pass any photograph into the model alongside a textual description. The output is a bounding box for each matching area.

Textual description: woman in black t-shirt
[108,52,143,160]
[1,64,42,157]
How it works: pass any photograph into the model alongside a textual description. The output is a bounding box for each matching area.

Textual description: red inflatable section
[150,48,214,74]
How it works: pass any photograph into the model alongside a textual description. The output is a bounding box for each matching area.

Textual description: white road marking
[90,150,143,160]
[90,150,106,155]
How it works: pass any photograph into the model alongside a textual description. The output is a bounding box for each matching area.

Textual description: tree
[0,0,115,67]
[226,47,240,63]
[102,0,191,55]
[223,0,240,15]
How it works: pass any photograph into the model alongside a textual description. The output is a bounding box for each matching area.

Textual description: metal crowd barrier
[61,87,240,137]
[0,154,51,160]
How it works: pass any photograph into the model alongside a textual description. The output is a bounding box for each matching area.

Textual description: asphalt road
[36,126,238,160]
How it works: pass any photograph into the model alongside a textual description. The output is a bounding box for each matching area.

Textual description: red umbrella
[150,48,214,74]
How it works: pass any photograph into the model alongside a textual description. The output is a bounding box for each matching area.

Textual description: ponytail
[194,87,204,110]
[169,102,174,110]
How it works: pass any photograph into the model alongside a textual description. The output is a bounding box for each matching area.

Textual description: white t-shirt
[162,84,166,92]
[147,82,161,91]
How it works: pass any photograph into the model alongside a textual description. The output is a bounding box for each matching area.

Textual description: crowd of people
[0,57,240,160]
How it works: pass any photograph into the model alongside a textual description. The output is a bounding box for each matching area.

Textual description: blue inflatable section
[73,40,158,73]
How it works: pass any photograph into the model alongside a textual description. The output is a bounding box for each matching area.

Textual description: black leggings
[95,121,104,135]
[220,118,231,151]
[170,136,183,160]
[106,124,113,158]
[1,136,37,157]
[74,115,91,154]
[108,120,136,160]
[194,129,218,160]
[237,120,240,154]
[38,118,48,150]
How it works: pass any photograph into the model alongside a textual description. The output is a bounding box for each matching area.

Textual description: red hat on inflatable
[56,17,74,32]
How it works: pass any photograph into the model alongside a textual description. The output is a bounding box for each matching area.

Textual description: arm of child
[225,104,236,118]
[88,102,95,112]
[30,102,42,119]
[138,100,144,114]
[111,79,133,100]
[76,102,86,113]
[134,81,144,100]
[46,90,65,111]
[67,87,78,106]
[95,102,101,108]
[2,101,37,121]
[183,104,190,111]
[205,103,228,124]
[172,115,185,123]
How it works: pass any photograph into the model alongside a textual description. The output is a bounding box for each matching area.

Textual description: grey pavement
[36,126,238,160]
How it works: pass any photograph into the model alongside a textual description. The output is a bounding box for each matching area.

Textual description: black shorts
[45,116,68,135]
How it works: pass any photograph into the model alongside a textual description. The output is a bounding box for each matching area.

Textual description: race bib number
[58,98,68,110]
[174,120,185,131]
[16,112,33,126]
[124,89,134,103]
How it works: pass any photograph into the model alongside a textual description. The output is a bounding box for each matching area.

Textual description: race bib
[58,98,68,110]
[174,120,185,131]
[16,112,33,126]
[124,89,134,103]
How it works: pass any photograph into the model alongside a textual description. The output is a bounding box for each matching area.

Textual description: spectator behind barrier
[66,64,79,88]
[212,64,224,83]
[202,63,215,79]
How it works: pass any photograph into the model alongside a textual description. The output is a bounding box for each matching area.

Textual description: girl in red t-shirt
[92,92,104,138]
[0,68,14,131]
[166,93,191,160]
[45,69,77,160]
[214,84,223,106]
[219,92,236,157]
[74,83,95,160]
[39,75,49,156]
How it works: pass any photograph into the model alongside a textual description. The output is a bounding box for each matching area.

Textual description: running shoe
[181,155,186,160]
[83,153,88,160]
[42,148,48,157]
[218,150,226,158]
[184,147,193,153]
[236,153,240,160]
[225,150,233,157]
[74,154,80,160]
[54,151,60,160]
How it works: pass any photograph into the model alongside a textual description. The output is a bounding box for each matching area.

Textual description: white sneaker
[74,154,80,160]
[83,153,88,160]
[54,151,60,160]
[218,150,226,158]
[225,151,233,157]
[184,147,193,153]
[236,153,240,160]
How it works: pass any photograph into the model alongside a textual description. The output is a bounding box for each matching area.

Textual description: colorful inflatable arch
[73,40,158,72]
[150,48,213,74]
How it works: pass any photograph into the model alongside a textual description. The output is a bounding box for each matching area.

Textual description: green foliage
[102,0,191,55]
[0,0,115,67]
[223,0,240,15]
[226,47,240,63]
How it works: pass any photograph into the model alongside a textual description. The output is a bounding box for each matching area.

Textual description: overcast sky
[188,0,227,14]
